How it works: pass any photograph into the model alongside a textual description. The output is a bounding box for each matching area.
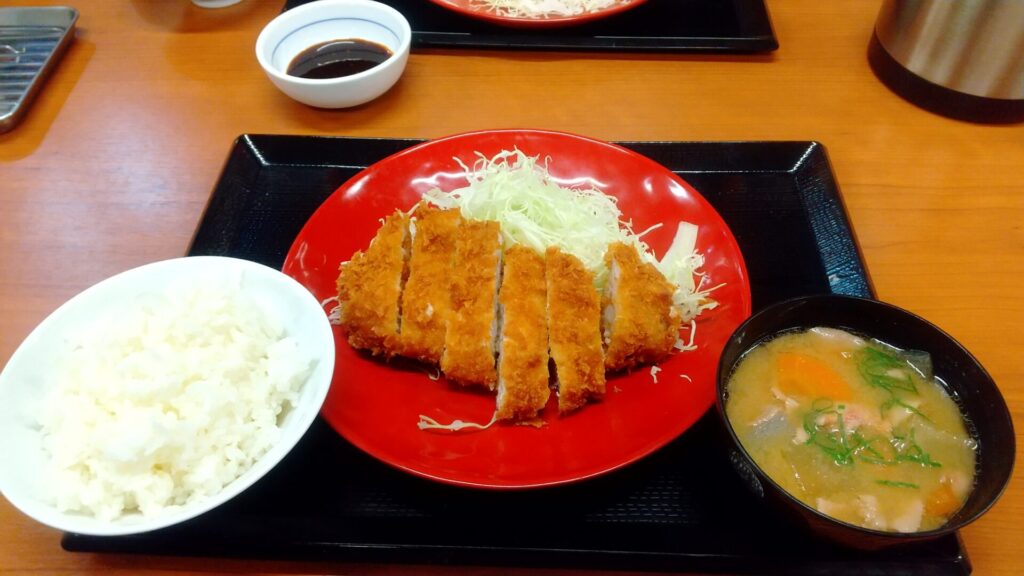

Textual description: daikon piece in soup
[725,327,977,533]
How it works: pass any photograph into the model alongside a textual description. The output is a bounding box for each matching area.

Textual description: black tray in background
[283,0,778,53]
[64,137,968,575]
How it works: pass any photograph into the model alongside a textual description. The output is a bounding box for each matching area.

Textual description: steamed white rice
[37,277,312,521]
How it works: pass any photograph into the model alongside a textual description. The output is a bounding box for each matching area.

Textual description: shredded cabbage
[417,412,498,432]
[657,222,723,322]
[674,319,699,352]
[423,149,717,322]
[321,296,341,325]
[424,149,643,287]
[475,0,625,17]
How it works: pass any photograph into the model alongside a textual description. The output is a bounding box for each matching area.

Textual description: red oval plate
[427,0,647,29]
[283,129,751,489]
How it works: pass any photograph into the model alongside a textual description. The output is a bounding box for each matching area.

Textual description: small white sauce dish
[255,0,412,109]
[0,256,335,536]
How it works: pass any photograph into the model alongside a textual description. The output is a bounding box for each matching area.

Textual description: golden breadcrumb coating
[399,205,462,363]
[335,211,408,356]
[546,247,606,413]
[602,242,681,372]
[442,220,502,389]
[337,209,683,423]
[496,246,551,421]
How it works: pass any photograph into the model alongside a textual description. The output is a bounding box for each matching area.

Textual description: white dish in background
[192,0,243,8]
[0,256,335,536]
[255,0,412,109]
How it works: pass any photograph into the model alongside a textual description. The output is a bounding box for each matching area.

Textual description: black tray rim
[284,0,780,53]
[62,135,969,575]
[188,134,874,302]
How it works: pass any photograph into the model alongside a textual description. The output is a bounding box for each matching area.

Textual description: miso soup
[725,327,977,533]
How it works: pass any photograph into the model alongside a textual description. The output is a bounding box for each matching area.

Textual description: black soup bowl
[715,294,1015,550]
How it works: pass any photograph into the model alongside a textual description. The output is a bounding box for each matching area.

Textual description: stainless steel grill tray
[0,7,77,134]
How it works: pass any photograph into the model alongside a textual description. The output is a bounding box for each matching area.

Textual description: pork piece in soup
[725,327,977,533]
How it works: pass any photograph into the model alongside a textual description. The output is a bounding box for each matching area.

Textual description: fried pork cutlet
[399,205,462,363]
[602,242,681,373]
[441,220,503,389]
[496,245,551,421]
[546,247,606,413]
[336,210,409,356]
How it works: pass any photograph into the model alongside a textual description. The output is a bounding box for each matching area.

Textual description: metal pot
[871,0,1024,122]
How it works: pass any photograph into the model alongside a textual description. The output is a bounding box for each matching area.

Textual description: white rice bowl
[0,256,334,535]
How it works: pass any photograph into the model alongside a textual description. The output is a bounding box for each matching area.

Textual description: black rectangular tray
[283,0,778,53]
[63,137,969,575]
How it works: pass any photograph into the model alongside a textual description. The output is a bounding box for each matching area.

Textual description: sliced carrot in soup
[925,483,959,518]
[776,352,852,401]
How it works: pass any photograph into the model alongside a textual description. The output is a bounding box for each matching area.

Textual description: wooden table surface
[1,0,1020,574]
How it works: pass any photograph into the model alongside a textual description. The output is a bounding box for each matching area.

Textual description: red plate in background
[427,0,647,29]
[282,129,751,489]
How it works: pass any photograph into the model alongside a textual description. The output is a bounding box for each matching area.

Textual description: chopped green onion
[875,480,920,489]
[881,397,932,423]
[801,402,940,469]
[890,428,942,468]
[857,346,918,394]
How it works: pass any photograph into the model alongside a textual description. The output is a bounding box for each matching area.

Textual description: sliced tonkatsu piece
[441,220,503,389]
[336,210,409,356]
[546,247,606,413]
[602,242,681,373]
[399,204,462,363]
[496,245,551,421]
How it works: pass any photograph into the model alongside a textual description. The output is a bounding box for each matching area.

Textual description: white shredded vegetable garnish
[650,365,661,384]
[417,413,498,432]
[658,222,723,322]
[674,319,699,352]
[423,149,717,322]
[475,0,625,17]
[321,296,341,325]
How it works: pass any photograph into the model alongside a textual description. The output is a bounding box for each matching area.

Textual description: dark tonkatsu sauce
[287,38,393,80]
